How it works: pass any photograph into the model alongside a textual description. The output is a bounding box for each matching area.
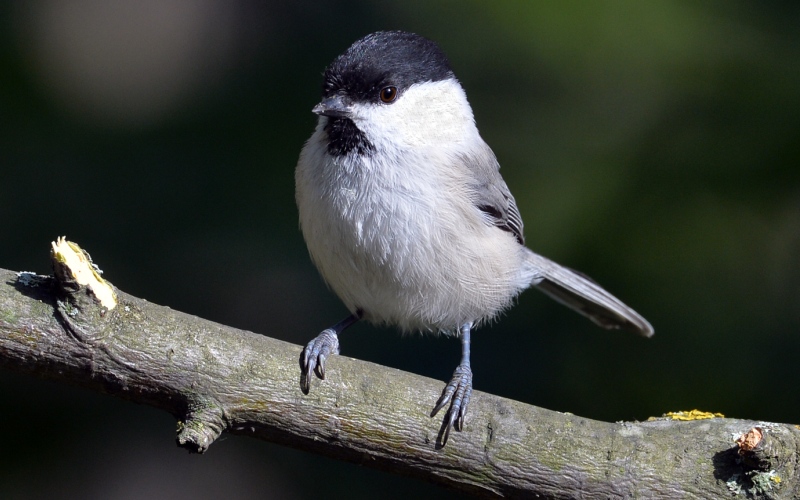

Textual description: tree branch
[1,240,798,498]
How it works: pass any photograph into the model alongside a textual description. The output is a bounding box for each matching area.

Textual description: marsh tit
[296,31,653,446]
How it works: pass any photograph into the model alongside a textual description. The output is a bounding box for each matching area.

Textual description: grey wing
[460,146,653,337]
[461,147,525,245]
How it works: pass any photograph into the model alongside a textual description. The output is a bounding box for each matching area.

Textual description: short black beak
[312,95,352,118]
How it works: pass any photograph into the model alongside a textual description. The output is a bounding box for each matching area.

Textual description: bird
[295,30,653,447]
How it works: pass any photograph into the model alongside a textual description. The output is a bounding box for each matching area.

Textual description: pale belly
[299,182,530,332]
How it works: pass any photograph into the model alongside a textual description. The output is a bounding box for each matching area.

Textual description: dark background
[2,1,798,498]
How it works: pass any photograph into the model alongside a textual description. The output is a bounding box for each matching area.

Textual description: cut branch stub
[50,236,117,310]
[47,236,229,452]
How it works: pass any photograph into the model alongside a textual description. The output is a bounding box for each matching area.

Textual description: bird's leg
[430,322,473,447]
[299,313,360,394]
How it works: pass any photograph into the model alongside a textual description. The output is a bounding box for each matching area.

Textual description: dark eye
[379,86,398,103]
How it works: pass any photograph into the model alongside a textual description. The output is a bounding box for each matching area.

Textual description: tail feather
[525,250,654,337]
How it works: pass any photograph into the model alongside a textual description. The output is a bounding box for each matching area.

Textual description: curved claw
[431,363,473,447]
[299,328,340,394]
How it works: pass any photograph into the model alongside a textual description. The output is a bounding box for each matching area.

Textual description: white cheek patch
[357,80,481,149]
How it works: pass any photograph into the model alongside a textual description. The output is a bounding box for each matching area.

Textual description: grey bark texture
[1,250,799,498]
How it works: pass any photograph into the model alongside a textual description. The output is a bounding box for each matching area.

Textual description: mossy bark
[1,265,798,498]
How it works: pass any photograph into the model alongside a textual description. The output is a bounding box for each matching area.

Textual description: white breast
[295,81,532,333]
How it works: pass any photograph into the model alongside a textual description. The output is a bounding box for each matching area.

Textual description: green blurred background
[1,1,798,498]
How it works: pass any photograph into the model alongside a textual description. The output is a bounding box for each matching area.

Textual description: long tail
[524,249,654,337]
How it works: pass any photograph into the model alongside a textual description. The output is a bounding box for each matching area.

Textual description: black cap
[321,31,455,103]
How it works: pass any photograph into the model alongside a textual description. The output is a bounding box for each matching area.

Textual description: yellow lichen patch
[51,236,117,310]
[664,409,724,421]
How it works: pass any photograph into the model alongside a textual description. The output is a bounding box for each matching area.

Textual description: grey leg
[299,313,360,394]
[430,322,473,446]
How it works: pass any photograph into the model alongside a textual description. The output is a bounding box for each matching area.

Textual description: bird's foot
[430,362,473,447]
[299,328,340,394]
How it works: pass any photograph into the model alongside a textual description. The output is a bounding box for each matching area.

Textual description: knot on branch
[719,425,800,497]
[176,398,227,454]
[736,426,789,471]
